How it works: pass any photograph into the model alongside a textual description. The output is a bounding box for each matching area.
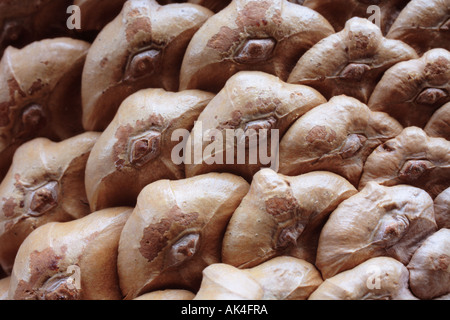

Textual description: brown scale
[368,48,450,128]
[179,0,334,93]
[8,207,132,300]
[222,169,357,268]
[360,127,450,199]
[81,0,213,131]
[0,38,90,180]
[0,132,99,275]
[288,17,418,104]
[387,0,450,55]
[278,95,402,187]
[84,89,214,211]
[316,182,437,279]
[117,173,249,299]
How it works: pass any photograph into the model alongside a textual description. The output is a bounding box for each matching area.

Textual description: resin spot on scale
[242,117,277,147]
[276,221,305,249]
[340,134,367,159]
[399,160,433,182]
[28,181,59,217]
[415,88,448,106]
[20,104,47,138]
[124,49,162,81]
[166,233,200,269]
[38,273,81,300]
[128,131,161,167]
[339,63,370,81]
[234,38,276,64]
[373,214,410,248]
